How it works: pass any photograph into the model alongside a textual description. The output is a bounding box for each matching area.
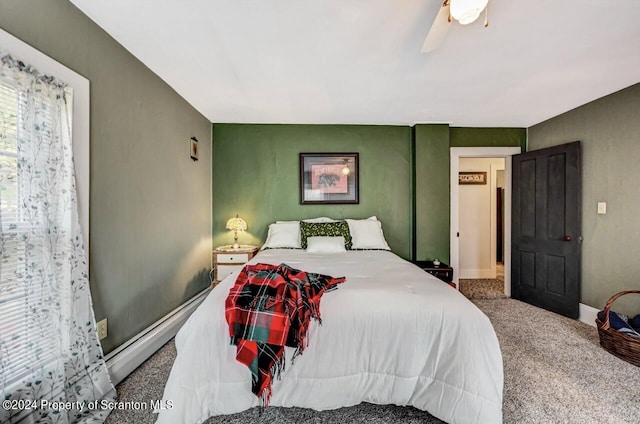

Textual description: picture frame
[300,153,359,204]
[459,171,487,185]
[190,137,199,161]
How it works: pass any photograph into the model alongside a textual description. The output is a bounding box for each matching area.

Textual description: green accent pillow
[300,221,352,250]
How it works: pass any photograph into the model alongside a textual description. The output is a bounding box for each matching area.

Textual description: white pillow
[262,222,301,249]
[346,218,391,250]
[306,236,347,253]
[302,217,339,223]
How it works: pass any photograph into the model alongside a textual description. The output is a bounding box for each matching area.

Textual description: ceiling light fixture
[449,0,489,25]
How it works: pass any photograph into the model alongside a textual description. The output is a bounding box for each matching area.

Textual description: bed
[155,248,503,424]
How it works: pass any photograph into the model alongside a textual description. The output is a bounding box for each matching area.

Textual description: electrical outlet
[97,318,108,340]
[597,202,607,215]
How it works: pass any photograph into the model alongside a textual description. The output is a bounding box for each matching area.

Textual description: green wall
[212,124,413,259]
[450,127,527,151]
[528,83,640,315]
[213,124,525,264]
[413,125,525,263]
[0,0,212,354]
[414,124,450,262]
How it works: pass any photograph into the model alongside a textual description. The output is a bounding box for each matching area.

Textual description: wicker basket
[595,290,640,367]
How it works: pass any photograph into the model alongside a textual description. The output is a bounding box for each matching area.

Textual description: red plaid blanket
[225,263,345,406]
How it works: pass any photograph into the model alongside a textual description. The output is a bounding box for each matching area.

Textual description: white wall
[496,170,505,188]
[459,157,505,279]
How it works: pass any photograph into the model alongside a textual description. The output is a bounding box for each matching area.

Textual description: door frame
[450,147,521,296]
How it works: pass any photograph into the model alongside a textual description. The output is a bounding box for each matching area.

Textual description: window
[0,76,58,390]
[0,79,18,220]
[0,32,112,424]
[0,28,90,255]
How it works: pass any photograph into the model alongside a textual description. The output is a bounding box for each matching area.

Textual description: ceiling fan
[421,0,490,53]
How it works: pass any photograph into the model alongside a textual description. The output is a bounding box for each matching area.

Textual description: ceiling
[69,0,640,127]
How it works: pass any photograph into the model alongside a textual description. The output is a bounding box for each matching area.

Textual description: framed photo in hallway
[459,171,487,185]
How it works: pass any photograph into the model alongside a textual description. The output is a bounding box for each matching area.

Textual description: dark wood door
[512,141,581,318]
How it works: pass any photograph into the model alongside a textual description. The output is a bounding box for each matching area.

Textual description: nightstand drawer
[216,264,244,281]
[212,245,259,288]
[217,253,249,264]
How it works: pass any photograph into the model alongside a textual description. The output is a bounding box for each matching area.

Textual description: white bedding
[156,250,503,424]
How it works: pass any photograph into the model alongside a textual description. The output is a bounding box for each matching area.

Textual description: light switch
[597,202,607,215]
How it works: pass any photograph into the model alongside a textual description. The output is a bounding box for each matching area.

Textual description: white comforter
[156,250,503,424]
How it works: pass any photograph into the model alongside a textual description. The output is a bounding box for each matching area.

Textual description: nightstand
[412,260,455,287]
[212,245,259,288]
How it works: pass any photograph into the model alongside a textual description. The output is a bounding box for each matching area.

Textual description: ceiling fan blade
[420,3,451,53]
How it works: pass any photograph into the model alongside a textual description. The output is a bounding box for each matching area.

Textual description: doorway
[458,157,504,279]
[450,147,521,297]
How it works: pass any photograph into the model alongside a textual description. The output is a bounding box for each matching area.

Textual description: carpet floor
[459,263,507,300]
[105,299,640,424]
[459,279,507,299]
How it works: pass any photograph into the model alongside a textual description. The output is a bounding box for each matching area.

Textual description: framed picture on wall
[300,153,359,204]
[190,137,199,161]
[459,171,487,185]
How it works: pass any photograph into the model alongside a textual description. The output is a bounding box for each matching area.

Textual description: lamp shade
[226,215,247,232]
[450,0,489,25]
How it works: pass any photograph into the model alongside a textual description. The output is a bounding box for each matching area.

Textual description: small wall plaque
[459,171,487,185]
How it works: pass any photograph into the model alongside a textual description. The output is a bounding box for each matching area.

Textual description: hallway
[459,263,506,299]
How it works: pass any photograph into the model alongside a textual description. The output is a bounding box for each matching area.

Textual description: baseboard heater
[105,288,210,386]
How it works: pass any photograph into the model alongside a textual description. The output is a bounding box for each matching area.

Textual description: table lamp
[226,214,247,249]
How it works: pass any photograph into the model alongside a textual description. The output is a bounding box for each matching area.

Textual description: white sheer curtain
[0,52,115,423]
